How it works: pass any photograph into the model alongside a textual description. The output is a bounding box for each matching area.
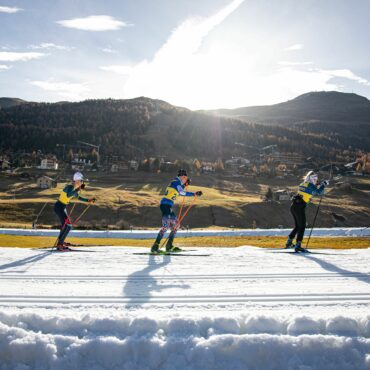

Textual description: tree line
[0,98,368,162]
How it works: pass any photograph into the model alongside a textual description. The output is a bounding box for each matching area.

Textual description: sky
[0,0,370,109]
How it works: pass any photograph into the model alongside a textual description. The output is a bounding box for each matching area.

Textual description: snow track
[0,246,370,309]
[1,292,370,306]
[1,271,369,280]
[1,245,370,369]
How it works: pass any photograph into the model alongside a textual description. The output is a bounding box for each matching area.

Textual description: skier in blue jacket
[286,171,329,252]
[151,169,203,253]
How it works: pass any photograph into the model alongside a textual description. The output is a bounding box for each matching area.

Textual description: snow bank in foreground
[1,312,370,370]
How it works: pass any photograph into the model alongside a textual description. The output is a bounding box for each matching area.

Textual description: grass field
[0,234,368,250]
[0,172,369,229]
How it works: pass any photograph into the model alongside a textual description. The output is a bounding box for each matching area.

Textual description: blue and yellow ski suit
[289,181,326,242]
[54,185,89,244]
[154,177,195,245]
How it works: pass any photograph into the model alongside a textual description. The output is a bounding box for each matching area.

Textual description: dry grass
[0,182,261,208]
[0,234,368,250]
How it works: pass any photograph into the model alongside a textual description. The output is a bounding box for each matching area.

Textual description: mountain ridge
[0,91,369,160]
[0,97,28,109]
[204,91,370,123]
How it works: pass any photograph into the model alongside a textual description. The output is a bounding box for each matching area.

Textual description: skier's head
[304,170,318,185]
[177,169,188,184]
[73,172,84,186]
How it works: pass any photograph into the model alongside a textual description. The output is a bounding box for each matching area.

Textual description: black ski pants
[54,201,72,244]
[289,198,307,242]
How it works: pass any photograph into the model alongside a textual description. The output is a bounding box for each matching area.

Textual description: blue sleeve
[173,180,194,197]
[310,183,325,196]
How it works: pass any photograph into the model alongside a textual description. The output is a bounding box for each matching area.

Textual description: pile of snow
[1,311,370,369]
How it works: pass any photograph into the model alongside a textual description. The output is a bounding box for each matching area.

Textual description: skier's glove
[185,178,191,186]
[195,191,203,197]
[88,198,96,203]
[80,183,86,190]
[322,180,329,186]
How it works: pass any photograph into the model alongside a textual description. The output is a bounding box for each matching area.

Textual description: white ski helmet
[73,172,84,182]
[304,170,318,185]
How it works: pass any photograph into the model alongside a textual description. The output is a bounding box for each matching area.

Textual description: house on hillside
[160,161,176,173]
[129,160,139,171]
[39,158,58,170]
[37,176,57,189]
[111,160,129,172]
[225,157,250,175]
[268,152,305,168]
[201,162,216,173]
[0,155,11,170]
[273,189,291,201]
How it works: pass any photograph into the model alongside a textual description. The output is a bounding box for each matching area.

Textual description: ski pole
[305,164,333,250]
[177,195,197,226]
[51,203,92,250]
[177,185,188,223]
[69,202,77,218]
[33,202,48,228]
[71,204,92,226]
[305,195,322,249]
[51,215,73,250]
[160,195,198,249]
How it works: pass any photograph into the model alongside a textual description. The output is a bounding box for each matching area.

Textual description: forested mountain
[0,92,369,161]
[206,91,370,123]
[0,97,27,109]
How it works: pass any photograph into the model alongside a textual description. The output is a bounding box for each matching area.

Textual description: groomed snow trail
[1,246,370,369]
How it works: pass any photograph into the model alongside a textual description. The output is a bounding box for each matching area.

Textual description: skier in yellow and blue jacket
[286,171,329,252]
[151,169,203,253]
[54,172,96,251]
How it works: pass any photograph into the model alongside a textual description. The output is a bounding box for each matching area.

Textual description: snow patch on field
[1,226,369,238]
[1,312,370,370]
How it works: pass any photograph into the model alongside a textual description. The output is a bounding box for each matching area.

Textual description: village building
[39,158,58,170]
[273,189,291,201]
[111,160,129,172]
[37,176,57,189]
[160,161,176,173]
[201,162,216,173]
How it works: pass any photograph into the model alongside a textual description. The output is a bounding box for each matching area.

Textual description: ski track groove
[0,272,370,281]
[1,292,370,305]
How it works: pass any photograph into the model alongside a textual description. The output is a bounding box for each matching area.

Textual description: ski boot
[285,237,294,249]
[165,238,182,253]
[151,242,160,254]
[56,242,70,251]
[294,242,308,253]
